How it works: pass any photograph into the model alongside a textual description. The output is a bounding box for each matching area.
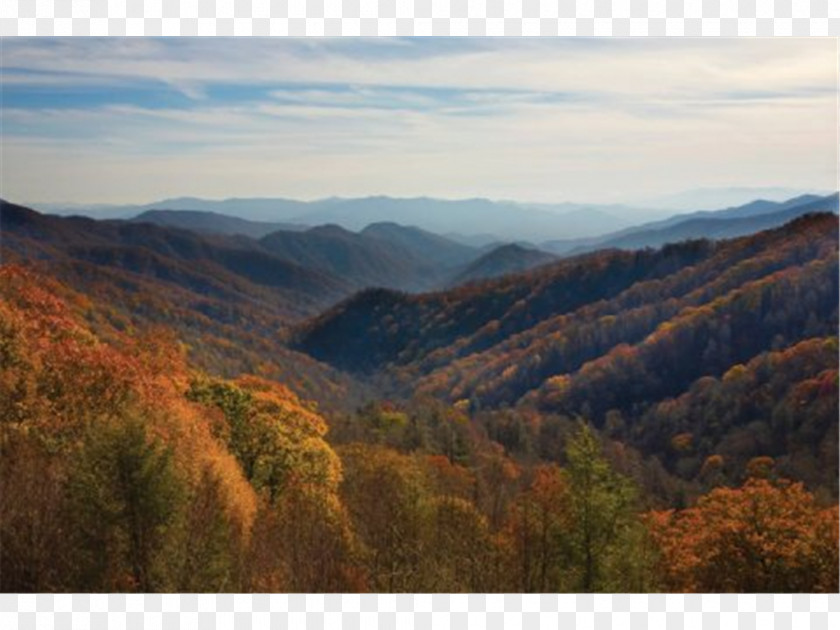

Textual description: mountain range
[37,195,639,243]
[2,199,547,308]
[3,190,838,549]
[640,186,834,212]
[34,190,837,254]
[542,193,839,255]
[447,243,556,287]
[131,209,307,238]
[7,191,836,312]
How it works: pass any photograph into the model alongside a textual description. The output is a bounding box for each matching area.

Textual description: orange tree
[647,477,839,592]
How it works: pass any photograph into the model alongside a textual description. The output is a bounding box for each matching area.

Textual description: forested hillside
[0,200,366,408]
[447,244,557,287]
[296,213,839,499]
[0,266,355,591]
[1,200,351,317]
[258,223,459,291]
[1,207,837,593]
[296,240,715,372]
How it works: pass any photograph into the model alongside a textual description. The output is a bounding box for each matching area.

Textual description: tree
[503,464,570,591]
[563,422,647,591]
[189,377,359,592]
[422,496,493,591]
[338,444,429,591]
[246,482,362,592]
[173,466,241,592]
[67,414,184,591]
[0,431,69,591]
[187,376,341,503]
[647,477,839,592]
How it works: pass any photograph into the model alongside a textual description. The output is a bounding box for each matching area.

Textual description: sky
[0,37,837,207]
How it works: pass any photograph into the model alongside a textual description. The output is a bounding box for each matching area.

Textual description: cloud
[0,38,836,206]
[3,38,834,101]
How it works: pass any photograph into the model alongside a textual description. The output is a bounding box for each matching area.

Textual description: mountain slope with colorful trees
[1,210,838,592]
[297,214,839,500]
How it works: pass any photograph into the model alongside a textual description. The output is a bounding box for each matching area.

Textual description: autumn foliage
[0,266,341,591]
[2,209,839,594]
[647,477,838,592]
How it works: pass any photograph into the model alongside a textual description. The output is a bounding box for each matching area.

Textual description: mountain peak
[306,223,354,237]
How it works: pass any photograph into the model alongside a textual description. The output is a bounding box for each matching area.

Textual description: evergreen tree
[67,414,184,591]
[563,422,646,591]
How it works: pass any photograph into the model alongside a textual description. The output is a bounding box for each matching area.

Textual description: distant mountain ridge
[0,200,350,316]
[447,244,556,287]
[283,196,635,241]
[132,209,306,238]
[4,200,580,301]
[44,196,312,221]
[361,221,477,268]
[39,195,641,243]
[20,192,838,292]
[258,223,454,292]
[641,186,833,211]
[542,193,839,255]
[38,190,834,249]
[616,193,826,232]
[583,194,839,253]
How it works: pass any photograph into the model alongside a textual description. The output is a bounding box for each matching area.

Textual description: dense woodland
[0,199,838,593]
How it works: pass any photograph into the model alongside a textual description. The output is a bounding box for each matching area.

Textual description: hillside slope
[0,201,366,407]
[1,201,351,314]
[296,213,836,399]
[259,223,461,292]
[294,240,718,373]
[447,244,556,287]
[294,214,839,486]
[361,221,478,268]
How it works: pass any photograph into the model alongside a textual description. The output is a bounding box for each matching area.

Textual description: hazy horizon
[1,38,837,209]
[17,184,836,215]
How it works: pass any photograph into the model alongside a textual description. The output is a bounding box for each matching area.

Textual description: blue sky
[0,37,836,206]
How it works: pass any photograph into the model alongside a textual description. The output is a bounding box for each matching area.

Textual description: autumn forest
[0,191,837,594]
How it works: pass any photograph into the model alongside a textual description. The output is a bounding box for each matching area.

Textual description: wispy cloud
[0,38,836,205]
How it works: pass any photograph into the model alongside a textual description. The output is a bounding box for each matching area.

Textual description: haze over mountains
[640,186,835,212]
[542,193,839,255]
[132,209,307,239]
[5,191,835,306]
[35,189,836,250]
[41,195,640,243]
